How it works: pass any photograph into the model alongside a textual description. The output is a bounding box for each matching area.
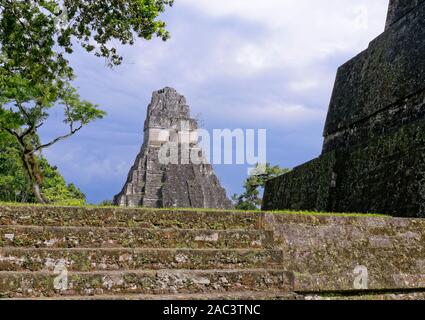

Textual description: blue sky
[39,0,389,204]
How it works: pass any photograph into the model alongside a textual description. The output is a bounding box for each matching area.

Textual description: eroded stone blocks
[114,87,232,209]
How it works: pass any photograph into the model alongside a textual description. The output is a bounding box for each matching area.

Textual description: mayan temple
[263,0,425,217]
[114,87,233,209]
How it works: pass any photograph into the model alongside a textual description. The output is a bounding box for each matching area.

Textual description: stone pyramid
[263,0,425,217]
[114,87,233,209]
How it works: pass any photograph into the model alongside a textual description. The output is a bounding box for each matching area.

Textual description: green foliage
[99,200,115,207]
[0,131,86,204]
[57,0,174,66]
[232,163,290,210]
[39,158,86,205]
[0,131,33,202]
[0,0,172,202]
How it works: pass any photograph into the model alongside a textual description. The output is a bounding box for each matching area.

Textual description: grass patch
[0,201,388,218]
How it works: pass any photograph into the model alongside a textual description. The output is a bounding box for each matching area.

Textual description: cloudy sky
[40,0,389,204]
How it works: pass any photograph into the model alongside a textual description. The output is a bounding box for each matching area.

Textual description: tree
[99,200,114,207]
[38,158,86,205]
[0,131,33,202]
[0,131,86,204]
[0,0,173,202]
[232,163,290,210]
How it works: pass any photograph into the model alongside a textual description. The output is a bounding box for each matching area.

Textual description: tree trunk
[31,180,45,204]
[21,151,47,204]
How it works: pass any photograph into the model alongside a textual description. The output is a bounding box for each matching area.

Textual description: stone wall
[323,1,425,152]
[260,213,425,294]
[263,119,425,217]
[162,164,231,209]
[262,152,337,212]
[263,121,425,217]
[332,120,425,216]
[262,1,425,217]
[386,0,425,29]
[2,205,425,299]
[322,90,425,153]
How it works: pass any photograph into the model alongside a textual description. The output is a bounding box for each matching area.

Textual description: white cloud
[77,1,389,90]
[47,0,391,203]
[179,0,386,30]
[288,79,319,93]
[43,143,133,184]
[177,0,388,74]
[210,103,326,126]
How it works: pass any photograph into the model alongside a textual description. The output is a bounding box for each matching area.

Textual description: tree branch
[16,102,30,121]
[0,126,20,140]
[0,126,26,150]
[34,125,83,152]
[14,103,44,140]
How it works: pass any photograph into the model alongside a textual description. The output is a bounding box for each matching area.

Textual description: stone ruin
[114,87,233,209]
[263,0,425,217]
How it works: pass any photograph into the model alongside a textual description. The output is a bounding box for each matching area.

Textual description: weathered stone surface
[0,248,284,272]
[113,87,232,209]
[386,0,425,29]
[2,205,425,299]
[305,292,425,301]
[323,1,425,151]
[263,1,425,217]
[263,152,337,212]
[261,213,425,292]
[0,226,267,249]
[0,205,258,230]
[264,120,425,216]
[1,291,301,300]
[0,269,293,298]
[162,164,231,209]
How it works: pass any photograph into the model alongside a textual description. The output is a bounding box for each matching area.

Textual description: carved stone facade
[263,1,425,217]
[114,87,233,209]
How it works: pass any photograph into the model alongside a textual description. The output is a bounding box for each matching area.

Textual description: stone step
[142,198,163,208]
[145,172,164,185]
[0,206,259,229]
[305,292,425,301]
[7,290,425,301]
[0,269,294,298]
[0,248,283,272]
[0,226,270,249]
[142,190,162,201]
[146,157,163,172]
[3,291,300,300]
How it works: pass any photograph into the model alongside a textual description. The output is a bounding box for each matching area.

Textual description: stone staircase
[2,205,425,300]
[0,206,294,299]
[142,149,165,207]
